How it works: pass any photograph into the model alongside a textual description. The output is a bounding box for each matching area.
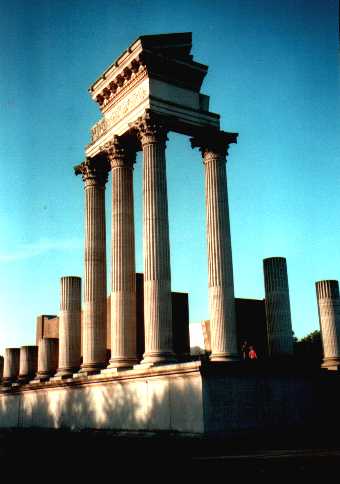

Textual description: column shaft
[3,348,20,384]
[204,152,238,360]
[36,338,59,380]
[106,138,137,368]
[19,346,38,381]
[75,158,109,374]
[134,113,175,364]
[263,257,294,356]
[316,280,340,368]
[191,131,239,361]
[56,276,81,377]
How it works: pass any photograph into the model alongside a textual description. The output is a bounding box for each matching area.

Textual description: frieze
[91,84,148,142]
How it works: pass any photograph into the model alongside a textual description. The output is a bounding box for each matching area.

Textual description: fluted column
[191,130,239,361]
[104,137,137,369]
[75,157,109,374]
[34,338,59,381]
[55,276,81,378]
[316,280,340,369]
[132,111,175,365]
[2,348,20,385]
[19,346,38,382]
[263,257,294,357]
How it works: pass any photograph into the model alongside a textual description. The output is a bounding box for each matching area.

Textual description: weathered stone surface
[2,348,20,385]
[1,363,204,433]
[191,131,239,361]
[1,362,339,437]
[19,346,38,382]
[263,257,294,357]
[55,276,81,378]
[133,112,175,365]
[104,137,137,369]
[75,157,109,373]
[316,280,340,369]
[85,33,219,157]
[34,338,59,381]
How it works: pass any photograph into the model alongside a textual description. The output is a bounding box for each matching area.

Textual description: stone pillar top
[74,155,110,186]
[190,129,238,159]
[102,135,136,168]
[130,110,168,147]
[316,280,339,299]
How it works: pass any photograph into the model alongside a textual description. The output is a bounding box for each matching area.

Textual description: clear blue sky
[0,0,339,354]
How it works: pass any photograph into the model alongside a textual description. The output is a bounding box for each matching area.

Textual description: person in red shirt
[248,345,258,360]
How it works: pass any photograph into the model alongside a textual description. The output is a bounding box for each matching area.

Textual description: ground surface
[0,428,339,475]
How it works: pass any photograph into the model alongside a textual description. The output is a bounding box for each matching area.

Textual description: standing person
[241,341,249,360]
[249,345,258,360]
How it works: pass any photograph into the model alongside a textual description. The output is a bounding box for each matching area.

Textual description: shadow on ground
[0,427,339,476]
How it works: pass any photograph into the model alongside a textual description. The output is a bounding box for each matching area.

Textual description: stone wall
[1,362,339,436]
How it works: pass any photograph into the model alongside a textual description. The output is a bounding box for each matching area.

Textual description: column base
[210,353,240,362]
[2,378,16,386]
[105,357,138,370]
[29,375,51,384]
[134,352,177,369]
[17,376,34,384]
[77,363,105,376]
[50,373,74,382]
[322,357,340,371]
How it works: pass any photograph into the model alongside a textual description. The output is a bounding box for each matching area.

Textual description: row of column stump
[1,264,340,386]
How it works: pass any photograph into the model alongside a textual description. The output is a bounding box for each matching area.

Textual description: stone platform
[1,360,339,436]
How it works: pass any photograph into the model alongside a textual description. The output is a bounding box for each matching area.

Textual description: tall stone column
[316,280,340,369]
[75,157,109,374]
[263,257,294,357]
[19,346,38,382]
[34,338,59,382]
[55,276,81,378]
[191,130,239,361]
[133,112,175,365]
[104,137,137,369]
[2,348,20,385]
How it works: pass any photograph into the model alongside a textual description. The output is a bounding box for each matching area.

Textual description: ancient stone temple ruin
[1,33,340,436]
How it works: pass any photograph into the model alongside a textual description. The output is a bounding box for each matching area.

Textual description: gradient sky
[0,0,339,355]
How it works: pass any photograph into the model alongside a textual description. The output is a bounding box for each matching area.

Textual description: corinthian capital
[130,109,168,147]
[102,136,136,169]
[74,155,109,187]
[190,130,238,162]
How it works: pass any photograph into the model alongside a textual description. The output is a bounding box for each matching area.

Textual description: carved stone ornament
[190,130,238,161]
[101,136,136,169]
[130,109,168,147]
[74,156,109,186]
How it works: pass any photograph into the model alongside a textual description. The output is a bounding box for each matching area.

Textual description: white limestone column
[263,257,294,357]
[75,157,109,374]
[35,338,59,381]
[316,280,340,369]
[133,112,175,365]
[55,276,81,378]
[2,348,20,384]
[191,131,239,361]
[104,137,137,369]
[19,346,38,382]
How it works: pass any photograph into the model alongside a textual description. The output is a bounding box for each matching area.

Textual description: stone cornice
[89,33,208,113]
[0,361,203,394]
